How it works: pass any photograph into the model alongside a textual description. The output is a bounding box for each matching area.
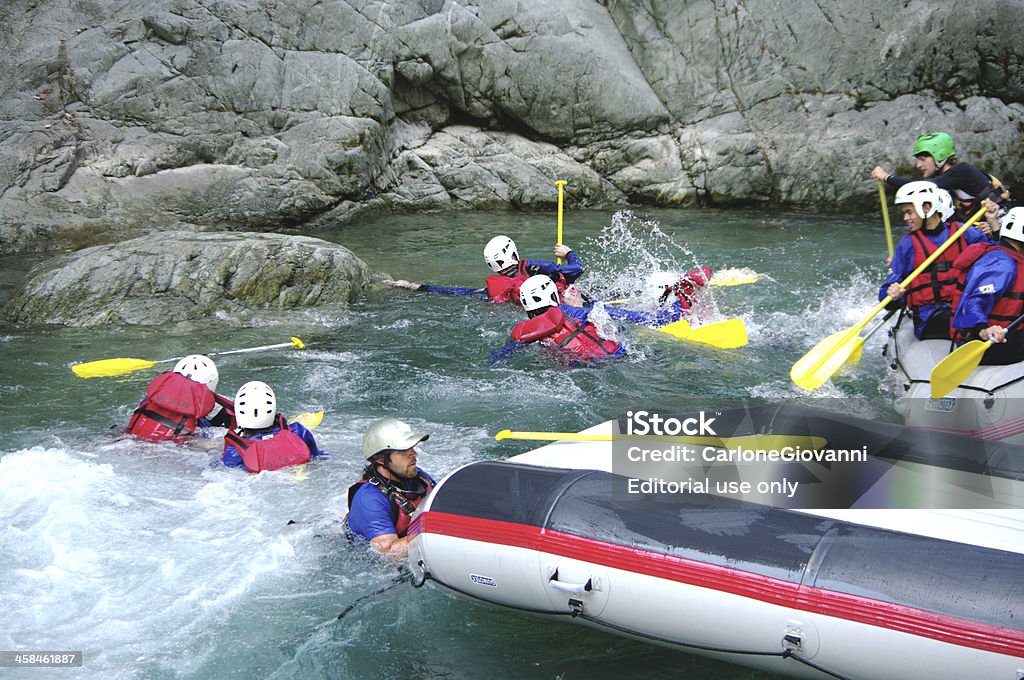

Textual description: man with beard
[346,418,436,558]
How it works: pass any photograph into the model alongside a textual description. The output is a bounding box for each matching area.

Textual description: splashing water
[580,210,723,323]
[0,207,911,680]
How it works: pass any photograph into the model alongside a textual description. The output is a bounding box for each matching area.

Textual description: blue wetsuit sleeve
[963,226,989,245]
[523,251,584,283]
[289,422,327,459]
[602,299,682,326]
[952,253,1015,333]
[560,304,591,324]
[347,485,398,540]
[489,339,527,365]
[420,284,487,296]
[879,237,913,306]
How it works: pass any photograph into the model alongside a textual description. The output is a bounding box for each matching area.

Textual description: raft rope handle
[547,568,593,593]
[411,560,430,588]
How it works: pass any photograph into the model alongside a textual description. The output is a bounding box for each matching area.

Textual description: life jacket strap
[557,316,616,355]
[131,407,190,435]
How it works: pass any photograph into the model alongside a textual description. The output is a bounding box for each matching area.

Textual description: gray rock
[4,231,369,326]
[0,0,1020,254]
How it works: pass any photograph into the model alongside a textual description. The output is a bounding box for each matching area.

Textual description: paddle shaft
[863,308,898,343]
[555,180,567,264]
[495,429,826,448]
[878,179,894,259]
[205,340,301,359]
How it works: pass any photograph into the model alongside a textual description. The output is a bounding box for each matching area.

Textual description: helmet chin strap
[375,454,415,482]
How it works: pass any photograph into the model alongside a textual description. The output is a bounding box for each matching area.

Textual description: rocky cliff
[2,0,1022,254]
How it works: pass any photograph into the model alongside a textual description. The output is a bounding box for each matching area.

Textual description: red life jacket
[127,372,217,442]
[486,272,529,304]
[902,228,967,309]
[346,472,434,537]
[659,266,712,311]
[511,307,621,360]
[950,243,1024,340]
[223,415,311,473]
[486,262,568,304]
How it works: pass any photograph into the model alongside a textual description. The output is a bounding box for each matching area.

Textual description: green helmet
[912,132,955,166]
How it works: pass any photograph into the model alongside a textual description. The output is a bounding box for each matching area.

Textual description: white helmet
[1000,207,1024,244]
[935,188,955,221]
[363,417,428,460]
[894,181,940,220]
[519,274,559,312]
[173,355,218,392]
[484,235,519,273]
[235,381,276,430]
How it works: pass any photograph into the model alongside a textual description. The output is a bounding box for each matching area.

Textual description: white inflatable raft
[885,312,1024,443]
[409,407,1024,680]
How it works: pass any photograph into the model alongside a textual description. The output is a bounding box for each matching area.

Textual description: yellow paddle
[291,411,324,429]
[791,206,987,391]
[930,313,1024,399]
[658,317,748,349]
[288,411,324,481]
[878,179,894,259]
[495,429,827,450]
[709,268,761,286]
[555,179,567,264]
[71,337,306,378]
[841,308,898,369]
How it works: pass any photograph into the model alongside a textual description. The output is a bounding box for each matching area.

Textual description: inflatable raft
[409,407,1024,680]
[885,312,1024,443]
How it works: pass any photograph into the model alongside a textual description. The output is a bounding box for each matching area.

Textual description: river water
[0,207,900,679]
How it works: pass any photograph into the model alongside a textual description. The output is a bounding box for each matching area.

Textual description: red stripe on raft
[413,511,1024,659]
[913,412,1024,441]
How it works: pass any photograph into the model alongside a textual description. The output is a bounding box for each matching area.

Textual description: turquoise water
[0,207,899,679]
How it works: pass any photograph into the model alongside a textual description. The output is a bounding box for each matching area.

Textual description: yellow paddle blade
[71,357,158,378]
[658,317,748,349]
[495,429,827,450]
[291,411,324,429]
[288,411,322,481]
[710,268,761,286]
[930,340,990,400]
[790,327,862,391]
[843,338,865,368]
[290,336,305,349]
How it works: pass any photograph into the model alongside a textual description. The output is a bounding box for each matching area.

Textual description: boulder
[4,231,369,326]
